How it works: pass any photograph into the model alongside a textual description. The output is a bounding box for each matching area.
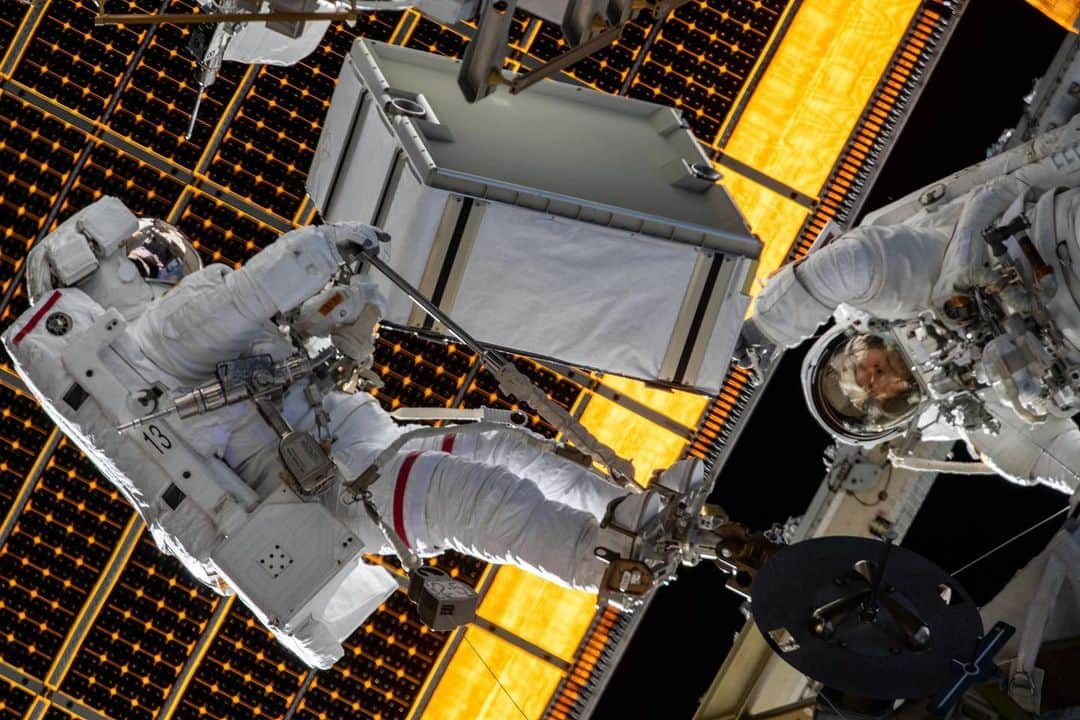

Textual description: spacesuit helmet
[125,219,202,284]
[802,326,923,446]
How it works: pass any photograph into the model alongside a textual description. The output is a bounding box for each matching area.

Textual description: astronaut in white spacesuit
[746,145,1080,499]
[4,196,698,668]
[740,119,1080,709]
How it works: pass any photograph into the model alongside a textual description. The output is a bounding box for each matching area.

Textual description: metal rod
[868,532,895,612]
[360,248,638,486]
[360,250,497,364]
[116,406,175,432]
[509,25,622,95]
[713,151,817,209]
[618,16,662,95]
[95,9,359,26]
[185,83,204,141]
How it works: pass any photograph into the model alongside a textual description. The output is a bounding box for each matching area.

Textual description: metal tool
[117,349,335,432]
[182,22,232,141]
[359,490,478,631]
[389,406,528,425]
[407,566,478,631]
[96,7,363,25]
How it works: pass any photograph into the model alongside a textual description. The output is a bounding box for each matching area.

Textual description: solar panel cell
[173,603,308,720]
[0,95,83,321]
[12,0,147,119]
[0,386,52,509]
[61,143,186,220]
[61,534,222,719]
[405,17,468,58]
[0,676,34,719]
[111,9,247,165]
[176,193,282,267]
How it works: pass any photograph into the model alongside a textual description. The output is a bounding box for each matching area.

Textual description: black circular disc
[751,536,982,699]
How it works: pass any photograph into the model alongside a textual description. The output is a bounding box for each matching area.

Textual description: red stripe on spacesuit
[394,451,424,549]
[12,291,62,345]
[441,433,455,453]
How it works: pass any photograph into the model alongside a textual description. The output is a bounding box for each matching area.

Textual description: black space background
[594,2,1071,717]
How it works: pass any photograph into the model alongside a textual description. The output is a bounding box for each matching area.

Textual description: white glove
[332,300,382,367]
[320,222,389,263]
[731,318,776,386]
[291,275,387,367]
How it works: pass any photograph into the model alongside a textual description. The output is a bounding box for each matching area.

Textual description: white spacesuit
[748,139,1080,499]
[3,196,696,668]
[743,119,1080,710]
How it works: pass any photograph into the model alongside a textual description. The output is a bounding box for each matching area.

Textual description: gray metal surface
[346,40,760,257]
[1002,34,1080,151]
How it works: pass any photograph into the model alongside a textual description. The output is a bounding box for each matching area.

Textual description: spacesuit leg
[315,392,611,588]
[368,448,610,591]
[409,428,626,521]
[130,225,344,383]
[966,408,1080,496]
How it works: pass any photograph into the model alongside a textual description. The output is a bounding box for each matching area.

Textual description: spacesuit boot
[595,459,706,608]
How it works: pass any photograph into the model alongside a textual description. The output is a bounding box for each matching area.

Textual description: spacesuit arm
[933,143,1080,302]
[928,150,1080,304]
[750,224,948,347]
[931,179,1018,302]
[222,220,382,316]
[131,222,381,381]
[237,224,347,315]
[745,261,833,348]
[964,403,1080,496]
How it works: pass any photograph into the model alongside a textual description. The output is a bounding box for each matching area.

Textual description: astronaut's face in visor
[807,331,922,444]
[852,343,913,402]
[828,333,918,415]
